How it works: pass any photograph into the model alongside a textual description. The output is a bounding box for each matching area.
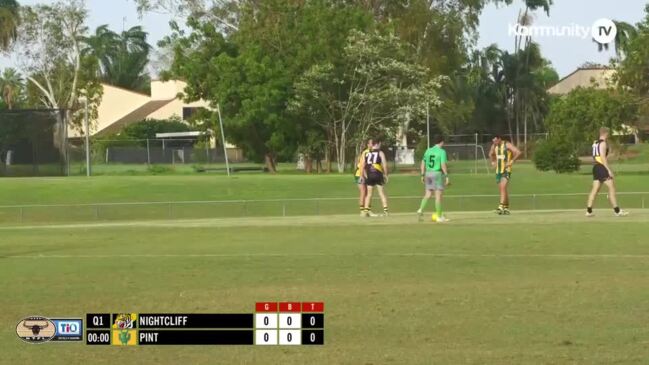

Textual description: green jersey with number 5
[422,145,447,172]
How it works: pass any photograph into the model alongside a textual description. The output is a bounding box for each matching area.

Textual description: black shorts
[593,164,611,182]
[365,172,384,186]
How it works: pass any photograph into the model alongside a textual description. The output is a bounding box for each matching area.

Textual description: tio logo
[592,18,617,44]
[57,321,81,336]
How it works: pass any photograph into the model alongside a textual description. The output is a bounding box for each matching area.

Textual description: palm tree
[0,67,23,109]
[0,0,20,51]
[84,25,151,92]
[594,21,637,59]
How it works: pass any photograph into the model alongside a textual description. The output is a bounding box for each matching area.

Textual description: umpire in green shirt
[417,135,450,222]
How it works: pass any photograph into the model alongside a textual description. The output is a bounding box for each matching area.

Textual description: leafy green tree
[163,0,374,172]
[616,7,649,95]
[84,25,151,93]
[545,88,638,153]
[119,118,190,140]
[290,30,443,173]
[0,0,19,51]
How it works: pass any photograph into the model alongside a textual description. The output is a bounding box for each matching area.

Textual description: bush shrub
[533,138,581,173]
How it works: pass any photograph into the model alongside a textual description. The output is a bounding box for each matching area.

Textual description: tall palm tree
[594,21,637,59]
[0,67,23,109]
[84,25,151,92]
[0,0,20,51]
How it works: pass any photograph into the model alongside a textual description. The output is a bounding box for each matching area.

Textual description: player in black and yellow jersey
[360,140,389,217]
[354,139,373,216]
[586,128,628,217]
[489,135,521,215]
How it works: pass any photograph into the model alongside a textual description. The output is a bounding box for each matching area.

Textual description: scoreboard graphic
[79,302,324,346]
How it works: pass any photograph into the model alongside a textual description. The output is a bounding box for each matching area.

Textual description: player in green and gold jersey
[354,139,373,216]
[417,135,450,222]
[489,135,521,215]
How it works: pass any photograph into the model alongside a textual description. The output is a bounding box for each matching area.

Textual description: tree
[537,87,637,173]
[0,67,23,109]
[164,0,375,172]
[133,0,240,33]
[15,0,101,132]
[0,0,20,51]
[616,6,649,95]
[594,20,637,58]
[545,87,638,153]
[290,30,443,173]
[84,25,151,93]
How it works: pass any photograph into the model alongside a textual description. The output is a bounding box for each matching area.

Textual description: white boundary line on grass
[0,192,648,209]
[6,253,649,260]
[0,209,644,231]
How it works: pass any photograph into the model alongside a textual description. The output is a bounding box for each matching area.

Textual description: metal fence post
[532,194,537,211]
[474,133,478,175]
[168,203,173,219]
[95,205,100,220]
[146,139,151,165]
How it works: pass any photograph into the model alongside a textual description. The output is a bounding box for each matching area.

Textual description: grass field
[3,162,649,364]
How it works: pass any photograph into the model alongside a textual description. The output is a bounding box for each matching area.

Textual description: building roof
[548,67,616,95]
[102,83,150,97]
[95,99,174,137]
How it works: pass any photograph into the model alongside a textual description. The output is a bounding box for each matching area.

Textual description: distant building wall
[69,80,213,139]
[69,85,151,138]
[548,68,616,95]
[146,99,210,121]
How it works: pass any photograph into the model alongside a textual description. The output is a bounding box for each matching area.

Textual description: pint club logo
[16,316,56,344]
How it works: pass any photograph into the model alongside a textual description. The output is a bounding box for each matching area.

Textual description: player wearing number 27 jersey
[360,140,389,217]
[417,136,450,222]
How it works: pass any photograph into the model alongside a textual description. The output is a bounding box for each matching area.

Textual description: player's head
[372,140,382,150]
[366,138,374,148]
[433,135,445,147]
[599,127,610,140]
[492,134,504,144]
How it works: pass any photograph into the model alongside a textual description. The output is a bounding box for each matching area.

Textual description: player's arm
[441,150,450,185]
[598,141,614,177]
[360,155,367,179]
[420,158,426,183]
[380,151,389,183]
[506,142,522,166]
[489,144,496,167]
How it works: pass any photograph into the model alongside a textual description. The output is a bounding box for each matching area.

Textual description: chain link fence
[0,109,69,177]
[67,137,249,175]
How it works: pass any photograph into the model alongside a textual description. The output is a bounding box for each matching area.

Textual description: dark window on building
[183,107,198,120]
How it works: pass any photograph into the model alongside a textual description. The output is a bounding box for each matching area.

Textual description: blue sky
[477,0,647,76]
[1,0,647,77]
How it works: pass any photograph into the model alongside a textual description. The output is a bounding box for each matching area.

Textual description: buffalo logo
[16,317,56,344]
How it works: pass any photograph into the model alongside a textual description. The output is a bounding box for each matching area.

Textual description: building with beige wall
[69,80,210,138]
[547,66,616,95]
